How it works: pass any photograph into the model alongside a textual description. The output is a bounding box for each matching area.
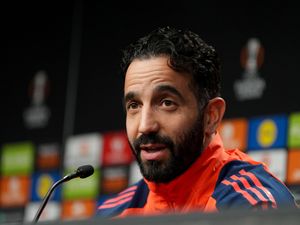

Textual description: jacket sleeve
[96,179,149,218]
[211,160,297,211]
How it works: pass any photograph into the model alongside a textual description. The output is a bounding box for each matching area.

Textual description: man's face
[124,56,205,183]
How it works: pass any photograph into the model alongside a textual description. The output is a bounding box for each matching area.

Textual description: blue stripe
[226,174,270,205]
[96,179,149,218]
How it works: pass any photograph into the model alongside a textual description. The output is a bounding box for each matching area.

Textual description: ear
[203,97,226,137]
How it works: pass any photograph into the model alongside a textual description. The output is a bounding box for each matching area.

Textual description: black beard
[129,112,204,183]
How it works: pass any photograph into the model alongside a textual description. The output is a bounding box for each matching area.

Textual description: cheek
[171,113,197,130]
[162,117,189,141]
[170,112,199,138]
[126,117,136,142]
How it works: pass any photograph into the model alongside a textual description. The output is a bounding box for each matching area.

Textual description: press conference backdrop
[2,1,300,224]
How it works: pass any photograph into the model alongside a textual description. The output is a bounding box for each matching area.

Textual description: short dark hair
[121,26,221,107]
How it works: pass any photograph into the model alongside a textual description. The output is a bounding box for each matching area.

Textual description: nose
[138,106,159,134]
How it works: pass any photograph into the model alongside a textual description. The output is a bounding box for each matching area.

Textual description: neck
[202,132,215,151]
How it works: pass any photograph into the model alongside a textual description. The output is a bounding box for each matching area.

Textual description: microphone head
[76,165,94,178]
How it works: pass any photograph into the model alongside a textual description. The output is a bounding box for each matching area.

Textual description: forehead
[124,56,192,94]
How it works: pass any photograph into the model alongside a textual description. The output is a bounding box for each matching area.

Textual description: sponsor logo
[248,115,287,150]
[0,176,30,207]
[37,174,53,199]
[62,169,99,200]
[287,150,300,185]
[248,149,287,182]
[288,112,300,148]
[37,143,60,170]
[102,131,133,166]
[61,200,95,219]
[31,172,61,201]
[257,119,277,148]
[64,133,102,170]
[101,166,128,194]
[24,202,60,222]
[218,118,248,151]
[1,142,34,176]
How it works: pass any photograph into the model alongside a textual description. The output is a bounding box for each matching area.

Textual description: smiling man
[97,27,297,218]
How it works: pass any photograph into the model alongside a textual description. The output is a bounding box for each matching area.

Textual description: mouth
[139,144,169,161]
[140,143,166,151]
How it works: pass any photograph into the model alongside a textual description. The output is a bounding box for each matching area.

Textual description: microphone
[33,165,94,223]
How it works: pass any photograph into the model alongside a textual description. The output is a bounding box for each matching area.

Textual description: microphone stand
[33,177,66,223]
[32,165,94,223]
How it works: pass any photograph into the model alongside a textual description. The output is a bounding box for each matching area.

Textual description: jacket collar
[144,133,225,203]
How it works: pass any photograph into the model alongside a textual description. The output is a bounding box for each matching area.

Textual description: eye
[160,99,177,111]
[162,99,174,107]
[126,101,139,111]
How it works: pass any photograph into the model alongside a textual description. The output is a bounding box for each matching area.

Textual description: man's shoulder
[96,179,149,218]
[212,160,297,210]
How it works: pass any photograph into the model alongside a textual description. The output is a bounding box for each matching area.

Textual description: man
[97,27,297,218]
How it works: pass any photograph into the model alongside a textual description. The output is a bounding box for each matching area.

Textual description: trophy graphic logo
[234,38,266,101]
[23,70,51,129]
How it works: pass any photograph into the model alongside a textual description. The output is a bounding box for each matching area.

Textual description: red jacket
[97,133,297,218]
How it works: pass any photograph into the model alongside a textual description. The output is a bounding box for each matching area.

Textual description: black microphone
[33,165,94,223]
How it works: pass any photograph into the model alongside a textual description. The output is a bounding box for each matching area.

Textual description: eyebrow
[124,91,136,105]
[154,84,184,101]
[123,84,184,105]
